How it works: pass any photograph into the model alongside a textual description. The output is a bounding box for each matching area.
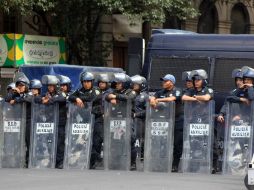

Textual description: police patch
[208,88,213,93]
[95,89,100,95]
[176,90,180,96]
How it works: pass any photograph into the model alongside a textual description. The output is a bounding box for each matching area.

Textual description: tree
[1,0,198,66]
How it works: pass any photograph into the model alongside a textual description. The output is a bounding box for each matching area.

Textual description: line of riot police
[0,66,253,175]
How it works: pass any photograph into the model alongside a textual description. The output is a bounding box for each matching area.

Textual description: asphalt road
[0,169,246,190]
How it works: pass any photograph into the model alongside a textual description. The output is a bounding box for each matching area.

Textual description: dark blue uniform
[35,91,66,168]
[154,87,183,169]
[69,87,100,168]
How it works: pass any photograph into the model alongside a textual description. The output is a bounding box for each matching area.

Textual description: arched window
[231,3,250,34]
[198,0,218,33]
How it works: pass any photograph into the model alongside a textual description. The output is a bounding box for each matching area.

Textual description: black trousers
[172,118,184,168]
[90,117,104,167]
[56,123,65,167]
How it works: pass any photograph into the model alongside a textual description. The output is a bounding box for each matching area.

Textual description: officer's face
[17,83,25,93]
[32,89,39,96]
[116,82,123,90]
[133,84,140,91]
[244,78,253,85]
[82,81,92,90]
[48,85,55,93]
[235,78,243,88]
[60,84,68,93]
[186,80,193,89]
[162,80,173,90]
[194,79,203,88]
[99,82,107,90]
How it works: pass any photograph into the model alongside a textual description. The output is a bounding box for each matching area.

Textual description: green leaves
[0,0,55,14]
[1,0,198,65]
[97,0,198,23]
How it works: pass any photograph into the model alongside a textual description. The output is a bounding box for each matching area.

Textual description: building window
[198,0,218,33]
[3,13,18,33]
[231,3,250,34]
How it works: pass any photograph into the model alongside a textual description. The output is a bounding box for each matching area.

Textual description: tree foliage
[1,0,198,65]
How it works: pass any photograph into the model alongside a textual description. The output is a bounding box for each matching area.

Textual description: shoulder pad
[208,88,213,93]
[175,90,181,96]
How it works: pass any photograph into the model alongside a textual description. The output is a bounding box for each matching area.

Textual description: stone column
[217,20,231,34]
[183,19,198,32]
[248,24,254,34]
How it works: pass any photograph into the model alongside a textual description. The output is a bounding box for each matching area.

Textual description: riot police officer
[36,75,65,105]
[29,79,42,97]
[5,72,31,167]
[69,72,100,169]
[106,73,132,103]
[182,71,194,94]
[69,72,99,107]
[55,75,72,169]
[130,75,148,169]
[150,74,183,172]
[6,82,15,95]
[5,73,30,104]
[182,69,213,102]
[217,68,244,123]
[182,69,215,173]
[90,74,111,168]
[105,73,137,169]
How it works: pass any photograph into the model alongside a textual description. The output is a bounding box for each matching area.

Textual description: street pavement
[0,169,246,190]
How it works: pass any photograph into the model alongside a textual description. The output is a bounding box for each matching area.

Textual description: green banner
[0,34,66,67]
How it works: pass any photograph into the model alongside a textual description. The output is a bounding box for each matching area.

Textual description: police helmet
[112,73,129,83]
[231,69,243,79]
[80,72,94,82]
[57,75,72,91]
[112,73,131,89]
[41,75,59,85]
[30,79,42,89]
[130,75,147,90]
[97,73,110,83]
[131,75,146,85]
[190,69,208,80]
[182,71,192,81]
[242,66,254,78]
[57,75,71,85]
[6,82,15,91]
[14,72,30,86]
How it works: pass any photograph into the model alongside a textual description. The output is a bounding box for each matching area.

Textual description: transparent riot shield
[182,101,214,174]
[223,102,253,175]
[144,102,175,172]
[104,101,131,170]
[64,103,94,169]
[29,103,58,169]
[1,102,26,168]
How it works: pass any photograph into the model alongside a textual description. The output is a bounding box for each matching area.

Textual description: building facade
[1,0,254,70]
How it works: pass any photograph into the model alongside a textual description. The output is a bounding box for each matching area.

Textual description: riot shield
[223,102,253,175]
[182,101,214,174]
[144,102,175,172]
[29,103,58,169]
[104,101,131,170]
[64,103,94,169]
[1,102,26,168]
